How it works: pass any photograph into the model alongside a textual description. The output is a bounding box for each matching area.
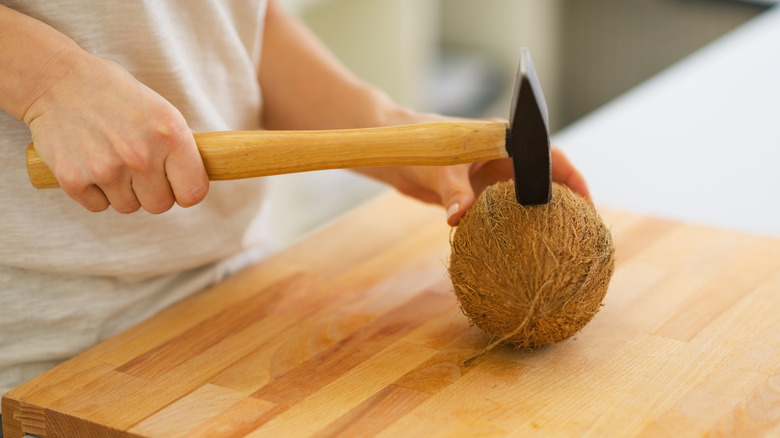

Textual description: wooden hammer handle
[26,121,508,189]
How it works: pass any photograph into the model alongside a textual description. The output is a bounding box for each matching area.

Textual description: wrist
[0,5,88,122]
[21,45,96,126]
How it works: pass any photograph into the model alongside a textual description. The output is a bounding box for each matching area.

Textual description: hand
[24,53,209,214]
[357,146,589,226]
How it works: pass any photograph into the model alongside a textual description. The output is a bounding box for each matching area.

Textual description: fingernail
[446,203,460,222]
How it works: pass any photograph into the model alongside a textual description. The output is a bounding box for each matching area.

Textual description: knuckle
[116,141,153,173]
[55,167,88,194]
[88,166,120,186]
[152,112,190,146]
[115,113,190,175]
[144,114,194,168]
[87,155,124,185]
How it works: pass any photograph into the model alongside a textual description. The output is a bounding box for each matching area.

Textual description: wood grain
[3,192,779,438]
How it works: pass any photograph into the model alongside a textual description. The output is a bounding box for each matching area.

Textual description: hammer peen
[26,48,552,206]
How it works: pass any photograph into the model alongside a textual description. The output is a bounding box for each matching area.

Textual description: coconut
[449,180,615,351]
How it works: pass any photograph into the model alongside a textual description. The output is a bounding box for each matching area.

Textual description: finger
[53,165,111,212]
[163,132,209,208]
[468,158,513,197]
[67,184,111,213]
[564,170,591,201]
[74,152,142,214]
[99,178,142,214]
[433,165,475,227]
[106,133,176,214]
[551,148,591,200]
[131,171,176,214]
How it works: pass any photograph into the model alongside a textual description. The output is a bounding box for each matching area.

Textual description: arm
[258,0,411,131]
[258,0,589,225]
[0,5,208,214]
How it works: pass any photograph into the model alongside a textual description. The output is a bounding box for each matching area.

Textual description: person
[0,0,589,413]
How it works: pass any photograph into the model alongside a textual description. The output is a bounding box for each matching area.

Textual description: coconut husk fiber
[449,180,615,353]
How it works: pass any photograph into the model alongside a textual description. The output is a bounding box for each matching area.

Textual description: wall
[299,0,440,110]
[558,0,766,126]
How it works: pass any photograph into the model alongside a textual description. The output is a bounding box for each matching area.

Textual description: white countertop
[554,5,780,237]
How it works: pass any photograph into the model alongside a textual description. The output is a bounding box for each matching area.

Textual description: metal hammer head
[507,48,552,205]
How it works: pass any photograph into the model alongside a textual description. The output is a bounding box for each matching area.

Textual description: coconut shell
[449,181,615,349]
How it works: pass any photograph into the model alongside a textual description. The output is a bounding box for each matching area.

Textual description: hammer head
[507,48,552,205]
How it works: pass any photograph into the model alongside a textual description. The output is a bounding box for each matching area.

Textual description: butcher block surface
[3,191,779,438]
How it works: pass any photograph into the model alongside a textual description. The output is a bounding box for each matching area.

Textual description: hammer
[26,48,552,206]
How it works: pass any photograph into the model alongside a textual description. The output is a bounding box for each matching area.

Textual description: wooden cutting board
[3,191,779,438]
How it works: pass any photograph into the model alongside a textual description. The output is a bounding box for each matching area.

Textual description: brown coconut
[449,181,615,349]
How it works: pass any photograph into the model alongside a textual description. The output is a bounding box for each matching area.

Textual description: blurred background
[267,0,773,247]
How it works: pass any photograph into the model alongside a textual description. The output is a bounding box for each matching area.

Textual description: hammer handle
[26,121,508,189]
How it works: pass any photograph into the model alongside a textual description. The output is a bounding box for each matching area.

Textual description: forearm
[0,5,87,122]
[258,0,414,131]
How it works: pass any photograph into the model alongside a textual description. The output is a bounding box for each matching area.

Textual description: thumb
[437,166,476,227]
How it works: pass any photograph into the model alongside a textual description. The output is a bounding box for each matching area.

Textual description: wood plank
[375,357,535,438]
[707,374,780,437]
[610,215,680,263]
[634,364,770,437]
[247,341,436,437]
[600,223,767,334]
[312,384,430,438]
[654,237,780,341]
[128,384,255,438]
[44,411,144,438]
[1,398,26,438]
[250,289,453,407]
[183,397,280,438]
[117,276,307,380]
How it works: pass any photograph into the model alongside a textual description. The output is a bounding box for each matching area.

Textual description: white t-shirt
[0,0,271,395]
